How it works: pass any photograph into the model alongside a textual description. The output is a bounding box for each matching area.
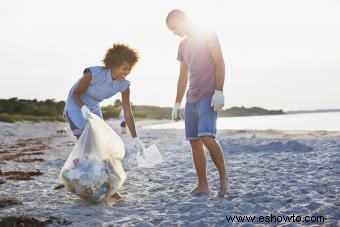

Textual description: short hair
[102,44,139,69]
[166,9,187,24]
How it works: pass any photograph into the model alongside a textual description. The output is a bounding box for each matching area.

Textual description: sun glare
[182,2,220,30]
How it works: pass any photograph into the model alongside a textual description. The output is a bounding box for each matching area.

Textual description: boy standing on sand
[166,9,230,197]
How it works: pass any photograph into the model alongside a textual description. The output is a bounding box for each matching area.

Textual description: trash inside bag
[60,114,126,203]
[136,144,163,168]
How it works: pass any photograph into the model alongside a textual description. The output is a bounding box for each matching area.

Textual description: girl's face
[112,62,132,80]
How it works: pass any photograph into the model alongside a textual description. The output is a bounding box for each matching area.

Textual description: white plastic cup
[137,144,163,168]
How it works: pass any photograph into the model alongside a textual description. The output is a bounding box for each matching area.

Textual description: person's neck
[186,26,197,40]
[111,70,119,80]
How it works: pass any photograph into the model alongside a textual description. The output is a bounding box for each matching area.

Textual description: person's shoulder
[200,29,220,47]
[83,66,104,74]
[116,79,130,93]
[121,78,130,83]
[121,79,131,86]
[179,38,188,45]
[200,28,218,39]
[178,38,188,50]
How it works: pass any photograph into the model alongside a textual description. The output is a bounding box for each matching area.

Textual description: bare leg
[200,136,230,197]
[189,139,210,195]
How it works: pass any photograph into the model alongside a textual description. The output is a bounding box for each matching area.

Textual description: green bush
[0,113,66,123]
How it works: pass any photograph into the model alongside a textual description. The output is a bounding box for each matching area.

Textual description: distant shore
[286,109,340,114]
[0,98,284,123]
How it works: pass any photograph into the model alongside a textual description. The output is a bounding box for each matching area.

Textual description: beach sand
[0,120,339,226]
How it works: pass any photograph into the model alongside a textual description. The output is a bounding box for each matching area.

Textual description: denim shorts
[184,96,217,140]
[65,108,103,136]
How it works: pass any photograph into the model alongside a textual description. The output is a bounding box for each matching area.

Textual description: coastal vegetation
[0,98,284,123]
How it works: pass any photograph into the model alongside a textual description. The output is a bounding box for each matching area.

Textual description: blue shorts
[65,107,103,136]
[184,96,217,140]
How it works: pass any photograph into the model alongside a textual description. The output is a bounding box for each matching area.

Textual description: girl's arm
[121,87,137,138]
[72,72,92,108]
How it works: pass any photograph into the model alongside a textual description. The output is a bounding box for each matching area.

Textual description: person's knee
[200,136,215,146]
[190,139,202,150]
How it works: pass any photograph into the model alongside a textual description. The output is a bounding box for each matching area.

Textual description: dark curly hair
[102,44,139,69]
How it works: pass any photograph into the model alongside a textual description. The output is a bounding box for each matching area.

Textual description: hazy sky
[1,0,339,111]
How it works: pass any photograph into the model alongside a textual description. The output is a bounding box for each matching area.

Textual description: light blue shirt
[63,66,130,129]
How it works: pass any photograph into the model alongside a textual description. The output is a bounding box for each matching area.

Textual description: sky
[0,0,339,111]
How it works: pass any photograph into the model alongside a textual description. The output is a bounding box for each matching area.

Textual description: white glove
[133,137,145,156]
[80,105,92,120]
[211,90,224,112]
[171,103,181,121]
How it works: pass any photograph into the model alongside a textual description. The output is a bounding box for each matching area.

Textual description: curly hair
[102,44,139,69]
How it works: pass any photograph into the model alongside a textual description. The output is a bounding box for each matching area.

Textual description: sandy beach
[0,120,339,226]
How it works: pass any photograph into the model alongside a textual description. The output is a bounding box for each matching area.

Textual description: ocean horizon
[144,111,340,131]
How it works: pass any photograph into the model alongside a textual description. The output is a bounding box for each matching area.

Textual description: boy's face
[167,19,186,37]
[112,61,132,80]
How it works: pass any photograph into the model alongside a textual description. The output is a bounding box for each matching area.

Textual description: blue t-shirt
[63,66,130,119]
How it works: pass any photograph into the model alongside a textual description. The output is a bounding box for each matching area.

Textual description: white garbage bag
[60,114,126,203]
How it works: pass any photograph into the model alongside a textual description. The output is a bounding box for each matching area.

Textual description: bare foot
[218,178,230,197]
[190,185,210,195]
[112,192,124,200]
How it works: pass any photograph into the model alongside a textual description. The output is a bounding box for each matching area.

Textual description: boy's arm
[175,61,189,103]
[209,35,226,111]
[208,45,225,91]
